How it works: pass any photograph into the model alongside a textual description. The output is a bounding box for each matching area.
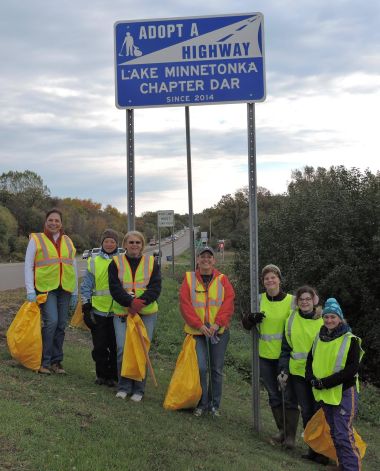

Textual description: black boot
[283,408,300,449]
[270,406,284,444]
[302,446,317,461]
[302,447,329,464]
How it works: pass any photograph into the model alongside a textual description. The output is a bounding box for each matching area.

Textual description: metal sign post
[248,103,260,433]
[126,109,135,230]
[158,210,175,271]
[158,226,161,266]
[185,107,195,271]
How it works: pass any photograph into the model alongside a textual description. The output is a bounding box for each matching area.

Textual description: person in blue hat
[306,298,364,471]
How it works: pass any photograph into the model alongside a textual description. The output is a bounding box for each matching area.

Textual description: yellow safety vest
[312,332,364,405]
[184,272,225,335]
[112,254,158,315]
[285,309,323,377]
[259,293,293,359]
[87,255,113,313]
[31,232,76,293]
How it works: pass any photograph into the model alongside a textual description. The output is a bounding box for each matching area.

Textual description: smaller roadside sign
[200,232,208,244]
[157,210,174,227]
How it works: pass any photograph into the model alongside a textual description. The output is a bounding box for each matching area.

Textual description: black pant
[289,374,318,428]
[87,314,117,381]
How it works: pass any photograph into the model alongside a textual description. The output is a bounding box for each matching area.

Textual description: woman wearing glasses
[278,286,327,464]
[108,230,161,401]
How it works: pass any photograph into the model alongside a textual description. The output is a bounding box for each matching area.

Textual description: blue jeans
[113,313,157,396]
[195,330,230,411]
[259,357,298,409]
[40,288,71,367]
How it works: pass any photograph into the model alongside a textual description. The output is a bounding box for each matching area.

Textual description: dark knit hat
[100,229,119,245]
[322,298,344,319]
[261,264,282,280]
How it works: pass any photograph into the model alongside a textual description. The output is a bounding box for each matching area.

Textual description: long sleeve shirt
[305,329,361,390]
[108,255,161,307]
[24,233,78,295]
[179,269,235,330]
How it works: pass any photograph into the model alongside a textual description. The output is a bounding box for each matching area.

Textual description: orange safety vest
[31,232,76,293]
[112,254,158,315]
[184,272,225,335]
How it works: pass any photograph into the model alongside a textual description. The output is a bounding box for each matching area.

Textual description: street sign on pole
[157,210,174,227]
[114,13,265,108]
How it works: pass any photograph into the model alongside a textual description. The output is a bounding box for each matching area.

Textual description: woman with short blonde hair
[109,230,161,402]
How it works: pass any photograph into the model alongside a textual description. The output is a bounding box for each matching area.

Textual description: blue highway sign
[114,13,265,108]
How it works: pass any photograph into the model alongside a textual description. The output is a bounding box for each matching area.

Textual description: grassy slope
[0,265,379,471]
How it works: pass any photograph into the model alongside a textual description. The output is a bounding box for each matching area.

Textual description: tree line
[196,165,380,386]
[0,170,187,261]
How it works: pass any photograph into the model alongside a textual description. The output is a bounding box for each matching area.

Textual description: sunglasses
[127,240,142,245]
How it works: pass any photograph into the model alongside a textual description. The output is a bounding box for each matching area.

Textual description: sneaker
[115,391,128,399]
[211,409,221,417]
[95,377,106,385]
[130,393,143,402]
[38,366,51,375]
[105,379,116,387]
[50,363,66,374]
[193,408,205,417]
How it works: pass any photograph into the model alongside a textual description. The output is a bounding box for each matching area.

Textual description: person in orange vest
[24,208,78,375]
[108,230,161,402]
[179,246,235,417]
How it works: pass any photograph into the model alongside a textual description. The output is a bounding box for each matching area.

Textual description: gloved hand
[26,291,37,302]
[311,378,324,390]
[208,323,220,344]
[82,302,92,315]
[69,294,78,310]
[242,311,266,330]
[131,298,146,313]
[83,309,97,329]
[277,371,288,391]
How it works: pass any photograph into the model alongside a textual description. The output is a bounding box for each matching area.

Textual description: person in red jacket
[179,246,235,417]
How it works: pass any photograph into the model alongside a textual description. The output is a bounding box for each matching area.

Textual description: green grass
[0,276,379,471]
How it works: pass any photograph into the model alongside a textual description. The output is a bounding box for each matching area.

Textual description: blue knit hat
[322,298,344,319]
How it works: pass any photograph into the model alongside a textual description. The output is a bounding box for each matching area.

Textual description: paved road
[0,231,190,292]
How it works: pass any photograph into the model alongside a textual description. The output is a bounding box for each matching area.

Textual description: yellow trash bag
[121,314,150,381]
[6,293,47,371]
[163,335,202,410]
[304,407,367,461]
[69,301,90,331]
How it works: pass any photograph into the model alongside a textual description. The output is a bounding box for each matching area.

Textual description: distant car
[91,247,101,257]
[82,249,91,259]
[149,238,157,246]
[118,247,125,254]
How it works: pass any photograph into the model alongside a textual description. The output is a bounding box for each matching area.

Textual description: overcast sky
[0,1,379,215]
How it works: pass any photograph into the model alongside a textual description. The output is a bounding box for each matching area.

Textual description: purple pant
[322,387,361,471]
